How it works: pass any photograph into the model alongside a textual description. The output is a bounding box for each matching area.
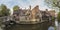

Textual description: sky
[0,0,51,10]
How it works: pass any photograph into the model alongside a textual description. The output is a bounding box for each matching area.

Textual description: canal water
[0,21,55,30]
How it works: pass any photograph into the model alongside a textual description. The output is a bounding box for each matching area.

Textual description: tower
[29,5,31,10]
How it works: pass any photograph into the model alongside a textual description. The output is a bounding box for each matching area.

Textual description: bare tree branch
[53,2,60,8]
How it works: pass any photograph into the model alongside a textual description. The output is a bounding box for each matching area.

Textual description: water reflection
[0,21,54,30]
[0,27,3,30]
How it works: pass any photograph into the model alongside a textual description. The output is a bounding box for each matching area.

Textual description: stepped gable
[31,5,39,19]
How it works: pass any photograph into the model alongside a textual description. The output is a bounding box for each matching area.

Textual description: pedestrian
[48,26,55,30]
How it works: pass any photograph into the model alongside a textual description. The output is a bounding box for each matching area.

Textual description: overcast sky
[0,0,51,10]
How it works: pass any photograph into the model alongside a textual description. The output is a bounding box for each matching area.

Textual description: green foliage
[1,4,7,10]
[52,16,55,22]
[57,12,60,22]
[0,11,2,16]
[54,26,57,30]
[13,5,20,11]
[0,4,10,17]
[45,0,57,6]
[44,0,60,10]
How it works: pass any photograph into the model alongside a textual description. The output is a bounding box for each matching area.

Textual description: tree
[44,0,60,11]
[13,5,20,11]
[44,0,60,22]
[0,4,10,17]
[57,12,60,22]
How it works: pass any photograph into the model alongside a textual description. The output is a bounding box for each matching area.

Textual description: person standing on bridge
[48,21,55,30]
[48,26,55,30]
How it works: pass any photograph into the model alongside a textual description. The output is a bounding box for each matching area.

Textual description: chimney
[29,5,31,10]
[46,9,48,11]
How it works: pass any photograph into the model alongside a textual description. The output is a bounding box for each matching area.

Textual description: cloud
[0,0,50,10]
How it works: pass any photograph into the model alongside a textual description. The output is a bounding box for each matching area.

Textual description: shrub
[57,12,60,22]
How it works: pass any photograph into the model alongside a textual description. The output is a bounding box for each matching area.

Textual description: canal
[0,20,54,30]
